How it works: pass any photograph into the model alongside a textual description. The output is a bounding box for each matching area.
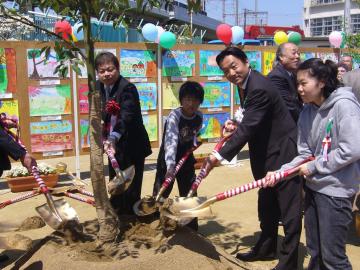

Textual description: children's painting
[120,50,156,77]
[134,83,157,110]
[0,48,17,97]
[162,82,181,109]
[200,112,230,139]
[0,99,19,133]
[30,120,73,152]
[79,84,89,114]
[300,52,316,62]
[78,48,116,78]
[142,114,157,142]
[29,85,72,116]
[200,82,231,108]
[162,50,195,77]
[27,49,69,79]
[317,52,338,62]
[263,51,276,75]
[199,50,223,76]
[80,119,90,148]
[246,51,262,72]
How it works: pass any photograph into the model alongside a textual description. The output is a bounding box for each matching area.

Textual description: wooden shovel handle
[216,157,314,201]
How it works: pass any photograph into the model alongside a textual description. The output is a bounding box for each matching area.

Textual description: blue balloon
[231,26,244,45]
[142,23,158,42]
[73,22,84,41]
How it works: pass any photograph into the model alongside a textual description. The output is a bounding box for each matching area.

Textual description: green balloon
[159,32,177,49]
[288,32,302,45]
[340,31,346,49]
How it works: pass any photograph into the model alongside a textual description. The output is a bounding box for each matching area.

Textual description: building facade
[303,0,360,37]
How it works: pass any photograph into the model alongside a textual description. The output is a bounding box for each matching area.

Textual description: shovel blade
[133,195,159,216]
[108,165,135,195]
[36,198,79,230]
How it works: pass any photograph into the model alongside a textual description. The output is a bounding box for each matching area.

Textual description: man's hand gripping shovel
[162,157,314,221]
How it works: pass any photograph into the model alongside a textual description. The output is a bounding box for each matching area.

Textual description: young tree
[0,0,202,244]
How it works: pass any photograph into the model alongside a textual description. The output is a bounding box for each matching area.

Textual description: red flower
[105,100,121,115]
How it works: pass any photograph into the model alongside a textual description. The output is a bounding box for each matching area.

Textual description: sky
[205,0,303,27]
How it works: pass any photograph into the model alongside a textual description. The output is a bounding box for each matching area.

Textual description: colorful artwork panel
[79,84,89,114]
[162,50,195,77]
[0,99,19,122]
[245,51,262,72]
[316,52,338,62]
[200,82,231,108]
[120,50,156,77]
[134,83,157,110]
[0,48,16,96]
[300,52,316,62]
[162,82,181,109]
[200,112,230,139]
[27,49,69,79]
[80,119,90,148]
[29,85,72,116]
[199,50,223,76]
[143,114,158,142]
[30,120,73,152]
[263,51,276,75]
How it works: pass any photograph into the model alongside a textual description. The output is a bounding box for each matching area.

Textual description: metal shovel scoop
[106,149,135,195]
[32,166,80,231]
[133,142,202,216]
[162,157,314,220]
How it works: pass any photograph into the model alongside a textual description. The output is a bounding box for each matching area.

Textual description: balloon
[287,31,302,45]
[329,31,342,48]
[231,26,244,45]
[142,23,158,42]
[340,31,346,49]
[71,33,78,42]
[155,26,165,43]
[274,31,288,45]
[159,31,177,49]
[216,24,232,45]
[54,20,72,40]
[72,22,84,41]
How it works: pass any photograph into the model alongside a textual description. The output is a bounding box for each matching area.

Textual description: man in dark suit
[268,42,302,123]
[95,52,152,215]
[203,47,302,270]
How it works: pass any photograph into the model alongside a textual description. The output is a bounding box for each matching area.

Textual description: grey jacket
[343,69,360,102]
[281,87,360,198]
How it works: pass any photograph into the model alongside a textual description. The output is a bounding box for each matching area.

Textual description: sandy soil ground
[0,144,359,269]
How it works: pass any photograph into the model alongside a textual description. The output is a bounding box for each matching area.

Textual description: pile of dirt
[4,216,262,270]
[17,216,45,231]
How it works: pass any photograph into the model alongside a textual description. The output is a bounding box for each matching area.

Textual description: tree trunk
[80,2,119,243]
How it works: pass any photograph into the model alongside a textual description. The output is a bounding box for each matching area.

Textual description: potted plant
[6,163,59,193]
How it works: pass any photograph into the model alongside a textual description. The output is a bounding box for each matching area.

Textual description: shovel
[162,157,314,220]
[105,149,135,195]
[133,141,203,216]
[33,166,80,231]
[55,162,88,186]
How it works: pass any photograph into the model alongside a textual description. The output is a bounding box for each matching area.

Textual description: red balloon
[216,24,232,45]
[54,20,72,40]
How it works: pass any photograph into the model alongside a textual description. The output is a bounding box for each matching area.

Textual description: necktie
[105,85,111,101]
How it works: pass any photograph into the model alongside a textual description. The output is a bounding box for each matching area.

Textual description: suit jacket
[343,69,360,102]
[267,63,303,123]
[219,70,298,179]
[0,126,26,173]
[97,75,152,169]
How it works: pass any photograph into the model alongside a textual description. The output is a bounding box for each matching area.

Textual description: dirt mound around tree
[3,216,262,270]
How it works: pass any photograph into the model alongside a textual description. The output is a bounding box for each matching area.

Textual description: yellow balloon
[71,33,78,42]
[274,31,288,45]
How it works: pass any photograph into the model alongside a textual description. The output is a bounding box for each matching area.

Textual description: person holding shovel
[95,52,152,215]
[201,47,302,270]
[152,81,204,230]
[265,58,360,270]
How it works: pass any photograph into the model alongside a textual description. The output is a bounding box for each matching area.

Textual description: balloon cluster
[54,20,83,41]
[215,24,244,45]
[142,23,177,49]
[274,31,302,45]
[329,31,345,48]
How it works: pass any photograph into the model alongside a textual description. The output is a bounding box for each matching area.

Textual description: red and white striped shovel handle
[32,166,50,194]
[105,149,120,170]
[216,157,314,201]
[161,142,202,190]
[0,190,40,209]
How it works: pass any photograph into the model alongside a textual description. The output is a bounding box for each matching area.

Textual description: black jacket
[219,70,298,179]
[267,63,303,123]
[97,75,152,169]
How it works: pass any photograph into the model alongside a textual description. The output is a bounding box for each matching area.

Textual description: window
[351,14,360,33]
[310,16,343,36]
[311,0,343,5]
